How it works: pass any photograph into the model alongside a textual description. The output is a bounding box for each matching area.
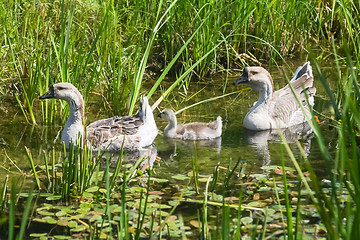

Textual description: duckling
[157,108,222,140]
[39,82,158,151]
[233,62,316,131]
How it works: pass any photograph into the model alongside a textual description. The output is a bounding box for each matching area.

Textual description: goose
[157,108,222,140]
[233,62,316,131]
[39,82,158,151]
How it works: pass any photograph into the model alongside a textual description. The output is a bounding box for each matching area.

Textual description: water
[0,61,338,238]
[0,61,336,184]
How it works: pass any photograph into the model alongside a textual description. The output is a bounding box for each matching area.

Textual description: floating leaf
[266,208,276,215]
[171,174,189,180]
[251,174,267,182]
[111,206,122,213]
[253,193,260,200]
[86,186,99,193]
[53,235,72,239]
[70,226,86,232]
[38,211,54,216]
[82,192,94,199]
[33,218,46,223]
[44,216,57,224]
[30,233,47,237]
[248,201,262,207]
[168,201,179,207]
[68,221,78,228]
[57,219,69,226]
[241,217,253,225]
[46,195,62,201]
[99,188,107,194]
[90,214,102,222]
[56,211,67,217]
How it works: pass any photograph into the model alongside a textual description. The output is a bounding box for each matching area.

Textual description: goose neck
[67,97,85,126]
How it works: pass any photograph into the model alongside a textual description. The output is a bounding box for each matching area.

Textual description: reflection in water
[164,137,222,157]
[244,122,314,166]
[100,145,158,171]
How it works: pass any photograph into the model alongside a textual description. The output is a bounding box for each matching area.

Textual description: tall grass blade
[129,0,178,114]
[8,179,16,240]
[17,186,34,240]
[25,146,41,190]
[0,175,8,211]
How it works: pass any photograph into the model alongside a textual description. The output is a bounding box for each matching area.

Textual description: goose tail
[291,61,313,82]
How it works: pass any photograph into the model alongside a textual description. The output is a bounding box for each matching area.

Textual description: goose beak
[39,86,54,99]
[233,68,249,85]
[157,113,162,118]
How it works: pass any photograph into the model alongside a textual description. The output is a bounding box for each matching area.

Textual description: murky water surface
[0,61,337,184]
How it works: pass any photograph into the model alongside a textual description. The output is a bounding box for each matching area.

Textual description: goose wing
[269,74,316,126]
[86,115,144,146]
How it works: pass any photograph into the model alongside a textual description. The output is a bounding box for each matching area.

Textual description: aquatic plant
[2,0,360,124]
[2,0,360,238]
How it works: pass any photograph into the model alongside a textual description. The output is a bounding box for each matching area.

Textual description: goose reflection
[100,144,158,172]
[163,137,222,159]
[244,122,313,166]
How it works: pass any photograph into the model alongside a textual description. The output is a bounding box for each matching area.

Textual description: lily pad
[30,233,47,237]
[241,216,253,225]
[44,216,57,224]
[53,235,72,239]
[86,186,99,193]
[57,219,69,226]
[172,174,190,180]
[56,210,67,217]
[46,195,62,201]
[68,220,78,228]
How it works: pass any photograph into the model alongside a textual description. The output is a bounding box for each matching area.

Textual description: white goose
[233,62,316,131]
[157,108,222,140]
[39,82,158,151]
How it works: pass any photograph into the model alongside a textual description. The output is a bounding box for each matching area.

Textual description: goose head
[40,82,85,126]
[233,67,274,93]
[40,82,84,103]
[157,109,177,123]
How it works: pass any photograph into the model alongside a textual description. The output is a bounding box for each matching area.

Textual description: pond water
[0,60,339,237]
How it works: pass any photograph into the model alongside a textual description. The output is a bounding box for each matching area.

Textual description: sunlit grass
[2,0,360,124]
[1,0,360,239]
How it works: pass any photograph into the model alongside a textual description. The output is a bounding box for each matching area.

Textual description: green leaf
[171,174,189,180]
[30,233,47,237]
[44,216,57,224]
[68,220,78,228]
[46,195,62,201]
[86,186,99,193]
[241,217,253,225]
[56,211,67,217]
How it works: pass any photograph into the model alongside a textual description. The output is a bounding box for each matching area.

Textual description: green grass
[2,0,360,239]
[1,0,360,124]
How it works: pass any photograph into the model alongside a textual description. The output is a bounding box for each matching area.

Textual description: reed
[3,0,360,238]
[2,0,360,125]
